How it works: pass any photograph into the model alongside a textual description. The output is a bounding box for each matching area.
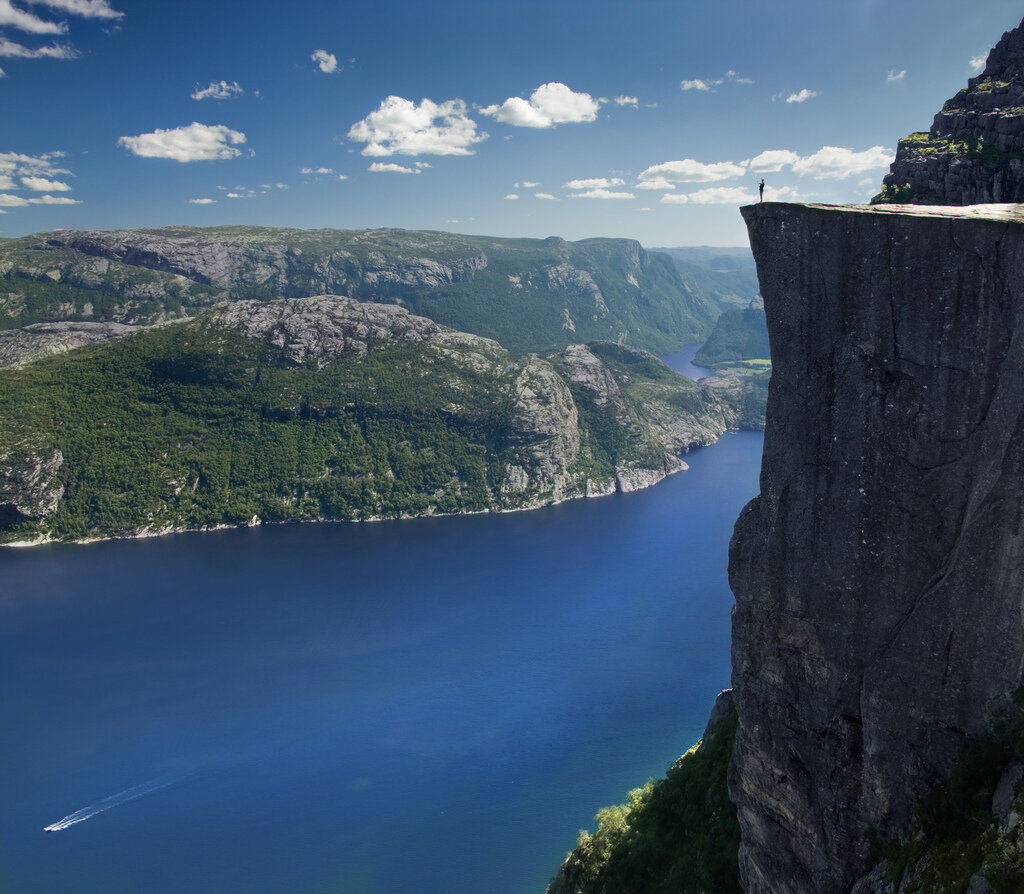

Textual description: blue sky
[1,0,1021,246]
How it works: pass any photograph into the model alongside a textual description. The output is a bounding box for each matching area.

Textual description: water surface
[1,431,763,894]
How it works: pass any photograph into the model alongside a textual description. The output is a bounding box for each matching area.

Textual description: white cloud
[748,149,801,173]
[415,161,431,168]
[300,166,335,174]
[189,197,215,204]
[27,0,122,19]
[0,66,5,76]
[311,48,337,73]
[118,122,247,162]
[480,82,602,128]
[348,96,485,156]
[338,174,348,180]
[0,0,65,33]
[368,161,418,174]
[634,177,675,190]
[0,191,79,206]
[638,158,746,183]
[517,180,539,188]
[569,188,634,200]
[535,192,557,200]
[661,186,756,205]
[887,69,906,82]
[565,177,624,190]
[20,175,70,190]
[681,70,752,92]
[970,53,987,73]
[786,89,817,103]
[504,193,519,200]
[191,80,243,100]
[0,36,76,57]
[791,145,891,179]
[614,95,638,107]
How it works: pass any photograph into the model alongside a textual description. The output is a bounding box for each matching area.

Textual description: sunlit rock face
[730,201,1024,893]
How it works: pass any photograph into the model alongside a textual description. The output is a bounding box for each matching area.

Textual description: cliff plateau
[730,201,1024,892]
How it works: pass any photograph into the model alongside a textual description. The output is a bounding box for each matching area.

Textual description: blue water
[660,344,713,380]
[0,431,763,894]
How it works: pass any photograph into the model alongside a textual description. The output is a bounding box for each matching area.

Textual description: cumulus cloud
[661,186,756,205]
[635,177,675,190]
[970,53,987,73]
[535,192,557,200]
[638,158,746,184]
[564,177,624,189]
[27,0,122,19]
[20,175,70,190]
[516,180,539,188]
[504,193,519,200]
[118,122,247,162]
[791,145,891,179]
[748,149,801,173]
[311,48,337,73]
[0,0,65,33]
[189,197,215,204]
[191,80,243,100]
[887,69,906,82]
[785,89,817,103]
[680,70,752,92]
[368,161,418,174]
[348,96,485,156]
[569,188,634,199]
[300,167,336,174]
[614,95,638,107]
[480,82,602,128]
[0,191,79,206]
[0,36,76,57]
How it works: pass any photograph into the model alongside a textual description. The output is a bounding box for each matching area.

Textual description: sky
[1,0,1022,247]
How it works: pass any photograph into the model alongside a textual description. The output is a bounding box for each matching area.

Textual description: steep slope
[0,227,717,356]
[0,296,747,545]
[878,17,1024,205]
[730,201,1024,893]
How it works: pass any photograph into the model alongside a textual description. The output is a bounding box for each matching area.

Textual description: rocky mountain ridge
[0,226,722,356]
[879,16,1024,204]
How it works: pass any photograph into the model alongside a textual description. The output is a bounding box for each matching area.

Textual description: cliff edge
[730,201,1024,892]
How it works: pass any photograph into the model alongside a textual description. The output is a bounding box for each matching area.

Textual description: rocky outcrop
[730,201,1024,892]
[0,321,136,368]
[880,17,1024,204]
[0,445,63,526]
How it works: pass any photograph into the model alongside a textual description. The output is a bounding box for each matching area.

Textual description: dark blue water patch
[0,431,764,894]
[660,344,713,380]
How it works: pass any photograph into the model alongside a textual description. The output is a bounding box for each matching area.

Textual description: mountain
[0,296,756,545]
[692,298,769,370]
[649,245,760,312]
[0,226,723,357]
[877,17,1024,205]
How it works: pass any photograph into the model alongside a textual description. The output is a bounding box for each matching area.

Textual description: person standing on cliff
[759,179,765,201]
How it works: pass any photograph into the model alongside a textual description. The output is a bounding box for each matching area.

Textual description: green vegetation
[872,182,917,204]
[0,227,727,356]
[547,710,741,894]
[866,693,1024,893]
[0,318,517,542]
[651,246,760,313]
[693,301,770,369]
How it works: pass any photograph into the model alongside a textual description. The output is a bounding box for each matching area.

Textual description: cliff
[879,17,1024,204]
[730,201,1024,892]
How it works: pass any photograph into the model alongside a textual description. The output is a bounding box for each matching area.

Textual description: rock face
[881,17,1024,204]
[730,201,1024,893]
[0,321,136,368]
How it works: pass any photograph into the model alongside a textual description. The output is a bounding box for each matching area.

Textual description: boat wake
[44,774,188,833]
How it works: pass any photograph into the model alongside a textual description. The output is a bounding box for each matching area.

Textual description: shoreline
[0,445,711,550]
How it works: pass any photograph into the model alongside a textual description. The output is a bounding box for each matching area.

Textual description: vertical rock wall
[729,201,1024,892]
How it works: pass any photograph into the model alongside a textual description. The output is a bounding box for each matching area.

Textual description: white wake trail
[44,774,188,832]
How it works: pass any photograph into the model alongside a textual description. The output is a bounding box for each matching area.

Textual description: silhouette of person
[759,179,765,202]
